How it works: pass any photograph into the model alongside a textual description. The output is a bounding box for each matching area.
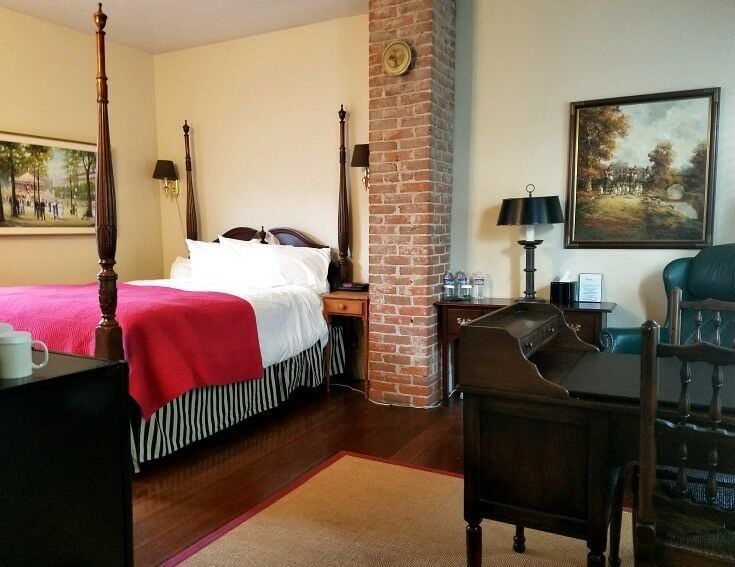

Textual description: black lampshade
[497,196,564,226]
[152,160,177,180]
[350,144,370,167]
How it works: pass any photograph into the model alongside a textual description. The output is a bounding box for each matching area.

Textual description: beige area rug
[165,452,633,566]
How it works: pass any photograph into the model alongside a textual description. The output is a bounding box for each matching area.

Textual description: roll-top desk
[435,298,615,404]
[458,302,621,567]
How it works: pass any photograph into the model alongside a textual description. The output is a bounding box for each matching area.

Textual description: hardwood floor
[132,386,463,566]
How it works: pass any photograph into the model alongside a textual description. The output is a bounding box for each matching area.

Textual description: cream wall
[453,0,735,326]
[0,8,162,285]
[153,15,369,280]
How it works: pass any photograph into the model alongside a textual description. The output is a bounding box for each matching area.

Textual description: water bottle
[442,271,455,300]
[472,272,486,300]
[455,270,471,301]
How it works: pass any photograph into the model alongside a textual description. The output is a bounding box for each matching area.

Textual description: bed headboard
[219,226,266,243]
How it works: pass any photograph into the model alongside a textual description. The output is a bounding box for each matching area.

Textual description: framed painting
[565,88,719,249]
[0,131,97,235]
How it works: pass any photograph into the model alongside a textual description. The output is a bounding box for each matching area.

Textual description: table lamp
[497,184,564,301]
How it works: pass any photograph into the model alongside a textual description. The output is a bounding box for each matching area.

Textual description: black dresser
[0,352,132,566]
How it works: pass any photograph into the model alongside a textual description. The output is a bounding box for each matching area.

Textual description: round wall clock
[382,40,413,76]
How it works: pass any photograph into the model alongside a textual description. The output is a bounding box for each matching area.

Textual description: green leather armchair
[600,243,735,353]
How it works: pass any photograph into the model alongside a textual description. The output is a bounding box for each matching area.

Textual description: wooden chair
[633,318,735,565]
[669,286,735,349]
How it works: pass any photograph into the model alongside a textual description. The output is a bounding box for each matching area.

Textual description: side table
[323,290,370,397]
[0,352,131,565]
[434,298,616,405]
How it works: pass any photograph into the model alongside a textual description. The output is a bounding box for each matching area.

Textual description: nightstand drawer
[324,297,364,316]
[564,312,600,346]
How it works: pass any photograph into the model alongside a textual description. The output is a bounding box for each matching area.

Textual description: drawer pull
[457,317,472,326]
[568,323,582,333]
[339,303,346,310]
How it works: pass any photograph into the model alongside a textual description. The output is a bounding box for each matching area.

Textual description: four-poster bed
[0,5,356,465]
[93,3,123,362]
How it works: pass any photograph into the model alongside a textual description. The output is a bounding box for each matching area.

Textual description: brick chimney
[367,0,456,406]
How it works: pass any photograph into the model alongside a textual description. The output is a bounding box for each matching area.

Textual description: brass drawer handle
[457,317,472,326]
[568,323,582,333]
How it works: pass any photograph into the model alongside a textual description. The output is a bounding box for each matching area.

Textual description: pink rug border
[161,450,462,566]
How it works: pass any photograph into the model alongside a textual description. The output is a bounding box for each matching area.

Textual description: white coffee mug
[0,330,49,380]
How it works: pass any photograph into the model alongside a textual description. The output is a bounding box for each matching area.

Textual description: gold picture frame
[0,131,96,235]
[565,88,719,249]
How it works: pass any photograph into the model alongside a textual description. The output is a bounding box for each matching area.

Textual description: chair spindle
[676,360,692,496]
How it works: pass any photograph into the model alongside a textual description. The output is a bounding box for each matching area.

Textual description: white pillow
[219,236,330,292]
[170,256,192,280]
[189,237,292,288]
[269,245,331,293]
[186,240,234,284]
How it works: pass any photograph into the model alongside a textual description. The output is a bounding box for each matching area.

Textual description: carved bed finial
[94,3,123,360]
[337,105,352,283]
[183,120,198,241]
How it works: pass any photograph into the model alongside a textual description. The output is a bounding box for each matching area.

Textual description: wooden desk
[323,291,369,397]
[459,303,734,567]
[435,298,615,404]
[0,352,132,565]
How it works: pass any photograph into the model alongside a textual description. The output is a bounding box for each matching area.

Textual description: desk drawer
[324,298,363,316]
[446,307,496,335]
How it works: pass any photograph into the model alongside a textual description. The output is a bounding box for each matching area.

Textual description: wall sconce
[152,160,178,197]
[350,144,370,190]
[497,184,564,301]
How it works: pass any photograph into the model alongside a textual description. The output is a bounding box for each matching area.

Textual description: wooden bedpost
[183,121,198,241]
[93,4,123,360]
[337,105,352,283]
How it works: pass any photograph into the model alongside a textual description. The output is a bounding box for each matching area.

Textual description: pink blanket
[0,283,263,419]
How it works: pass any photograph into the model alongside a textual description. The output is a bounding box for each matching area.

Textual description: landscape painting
[565,89,719,248]
[0,132,96,235]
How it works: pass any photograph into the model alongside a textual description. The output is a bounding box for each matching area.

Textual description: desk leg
[513,525,526,552]
[608,470,623,567]
[587,551,606,567]
[466,522,481,567]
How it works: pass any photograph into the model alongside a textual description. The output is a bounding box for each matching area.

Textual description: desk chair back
[637,320,735,565]
[670,286,735,349]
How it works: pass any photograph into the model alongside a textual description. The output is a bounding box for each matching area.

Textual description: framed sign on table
[578,273,603,303]
[565,88,719,249]
[0,132,96,236]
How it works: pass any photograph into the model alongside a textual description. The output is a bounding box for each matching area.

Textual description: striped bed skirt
[132,326,346,466]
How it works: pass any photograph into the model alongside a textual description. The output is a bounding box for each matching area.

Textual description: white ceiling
[0,0,368,54]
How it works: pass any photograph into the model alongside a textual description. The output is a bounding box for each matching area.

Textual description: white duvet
[129,279,328,368]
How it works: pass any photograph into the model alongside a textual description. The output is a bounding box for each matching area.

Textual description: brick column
[368,0,455,406]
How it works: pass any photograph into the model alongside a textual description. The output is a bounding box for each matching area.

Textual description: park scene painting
[0,132,96,234]
[566,89,718,248]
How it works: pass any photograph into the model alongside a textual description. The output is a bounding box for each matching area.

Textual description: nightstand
[0,352,131,565]
[323,291,369,397]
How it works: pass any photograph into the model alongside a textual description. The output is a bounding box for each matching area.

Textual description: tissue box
[550,281,577,306]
